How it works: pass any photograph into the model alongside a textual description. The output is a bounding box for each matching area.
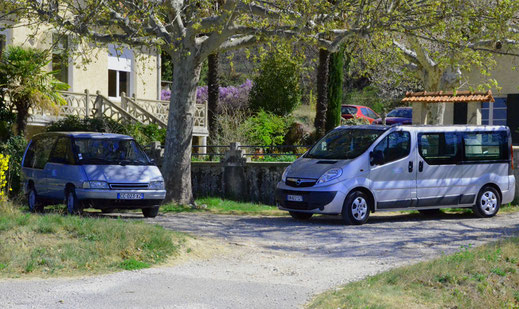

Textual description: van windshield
[73,138,151,165]
[306,129,384,160]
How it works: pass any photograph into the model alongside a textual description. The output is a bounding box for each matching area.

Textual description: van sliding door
[416,132,462,207]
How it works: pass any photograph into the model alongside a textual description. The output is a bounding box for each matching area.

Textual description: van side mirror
[369,151,375,166]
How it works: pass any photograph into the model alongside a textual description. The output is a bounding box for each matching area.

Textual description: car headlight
[149,181,165,190]
[282,166,291,182]
[83,181,109,189]
[317,168,343,184]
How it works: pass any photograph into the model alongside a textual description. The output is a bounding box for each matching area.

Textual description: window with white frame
[108,45,133,98]
[482,98,507,125]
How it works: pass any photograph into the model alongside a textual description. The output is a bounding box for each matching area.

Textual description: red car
[341,105,379,124]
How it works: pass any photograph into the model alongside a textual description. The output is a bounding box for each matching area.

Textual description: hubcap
[28,190,35,210]
[480,191,498,215]
[351,197,368,220]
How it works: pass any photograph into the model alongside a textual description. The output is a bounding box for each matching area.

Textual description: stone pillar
[467,101,482,125]
[221,142,250,201]
[443,103,454,125]
[200,136,207,155]
[412,102,428,124]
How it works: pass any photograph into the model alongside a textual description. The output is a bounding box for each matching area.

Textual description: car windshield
[73,138,151,165]
[387,108,412,118]
[306,129,384,160]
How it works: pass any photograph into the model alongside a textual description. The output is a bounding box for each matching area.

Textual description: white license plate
[287,195,303,202]
[117,193,144,200]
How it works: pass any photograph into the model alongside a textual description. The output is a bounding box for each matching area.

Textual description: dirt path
[2,211,519,308]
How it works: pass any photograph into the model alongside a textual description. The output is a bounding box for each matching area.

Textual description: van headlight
[317,168,343,184]
[149,181,165,190]
[282,166,291,182]
[83,181,109,189]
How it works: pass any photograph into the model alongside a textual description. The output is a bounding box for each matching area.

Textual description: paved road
[2,211,519,308]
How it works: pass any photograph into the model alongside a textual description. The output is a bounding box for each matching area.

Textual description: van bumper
[75,189,166,208]
[275,182,346,214]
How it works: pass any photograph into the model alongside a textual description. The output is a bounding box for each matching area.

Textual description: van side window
[373,131,411,165]
[23,140,38,168]
[463,132,508,162]
[33,136,57,169]
[419,133,458,165]
[49,137,74,164]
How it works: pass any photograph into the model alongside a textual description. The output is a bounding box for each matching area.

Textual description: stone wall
[191,162,289,205]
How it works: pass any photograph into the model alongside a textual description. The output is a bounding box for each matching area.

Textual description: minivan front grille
[109,183,149,190]
[285,178,317,188]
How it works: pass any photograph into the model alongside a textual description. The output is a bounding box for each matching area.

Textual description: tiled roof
[402,90,494,103]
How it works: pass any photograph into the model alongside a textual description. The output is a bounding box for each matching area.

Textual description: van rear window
[463,132,508,162]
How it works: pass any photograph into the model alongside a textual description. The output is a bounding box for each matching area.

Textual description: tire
[27,186,43,213]
[142,206,160,218]
[342,191,371,225]
[101,208,114,214]
[473,186,500,218]
[289,211,313,220]
[65,188,82,215]
[418,209,442,216]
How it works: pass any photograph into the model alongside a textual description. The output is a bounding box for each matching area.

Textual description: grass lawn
[307,236,519,309]
[161,197,284,216]
[0,203,186,278]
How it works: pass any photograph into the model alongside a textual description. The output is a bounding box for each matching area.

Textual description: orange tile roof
[402,90,494,103]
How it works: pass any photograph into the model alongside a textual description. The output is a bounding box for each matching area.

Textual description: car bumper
[275,181,346,214]
[76,189,166,208]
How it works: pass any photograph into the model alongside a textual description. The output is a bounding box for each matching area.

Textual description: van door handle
[419,161,424,172]
[408,161,413,173]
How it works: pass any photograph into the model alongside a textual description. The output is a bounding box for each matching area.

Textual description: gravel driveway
[2,211,519,308]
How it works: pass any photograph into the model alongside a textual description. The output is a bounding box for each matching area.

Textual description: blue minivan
[22,132,166,217]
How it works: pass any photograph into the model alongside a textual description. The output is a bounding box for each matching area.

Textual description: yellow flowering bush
[0,154,9,202]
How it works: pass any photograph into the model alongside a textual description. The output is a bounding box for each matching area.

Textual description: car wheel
[342,191,370,225]
[142,206,160,218]
[27,186,43,213]
[289,211,313,220]
[65,188,82,215]
[473,186,500,218]
[418,209,442,216]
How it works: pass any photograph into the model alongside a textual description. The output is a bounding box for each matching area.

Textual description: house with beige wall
[0,24,161,101]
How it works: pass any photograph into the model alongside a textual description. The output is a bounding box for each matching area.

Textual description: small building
[403,90,495,125]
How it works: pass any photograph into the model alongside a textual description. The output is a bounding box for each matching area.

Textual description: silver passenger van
[275,125,515,225]
[22,132,166,217]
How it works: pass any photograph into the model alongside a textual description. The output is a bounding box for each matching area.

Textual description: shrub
[249,47,302,116]
[243,110,293,146]
[0,136,27,197]
[46,116,166,145]
[0,154,9,201]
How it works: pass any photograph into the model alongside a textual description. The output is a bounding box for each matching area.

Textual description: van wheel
[142,206,160,218]
[418,209,442,216]
[342,191,370,225]
[65,189,82,215]
[27,187,43,213]
[473,186,500,218]
[289,211,313,220]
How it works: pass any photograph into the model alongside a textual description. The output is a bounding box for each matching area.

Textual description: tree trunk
[207,53,219,138]
[325,48,344,132]
[314,48,330,138]
[162,53,202,205]
[15,102,29,136]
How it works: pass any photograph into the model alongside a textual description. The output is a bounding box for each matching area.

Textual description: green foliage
[119,258,150,271]
[46,116,166,145]
[243,110,292,146]
[340,117,370,126]
[249,46,302,116]
[161,197,283,216]
[0,136,28,197]
[326,48,345,132]
[0,46,68,135]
